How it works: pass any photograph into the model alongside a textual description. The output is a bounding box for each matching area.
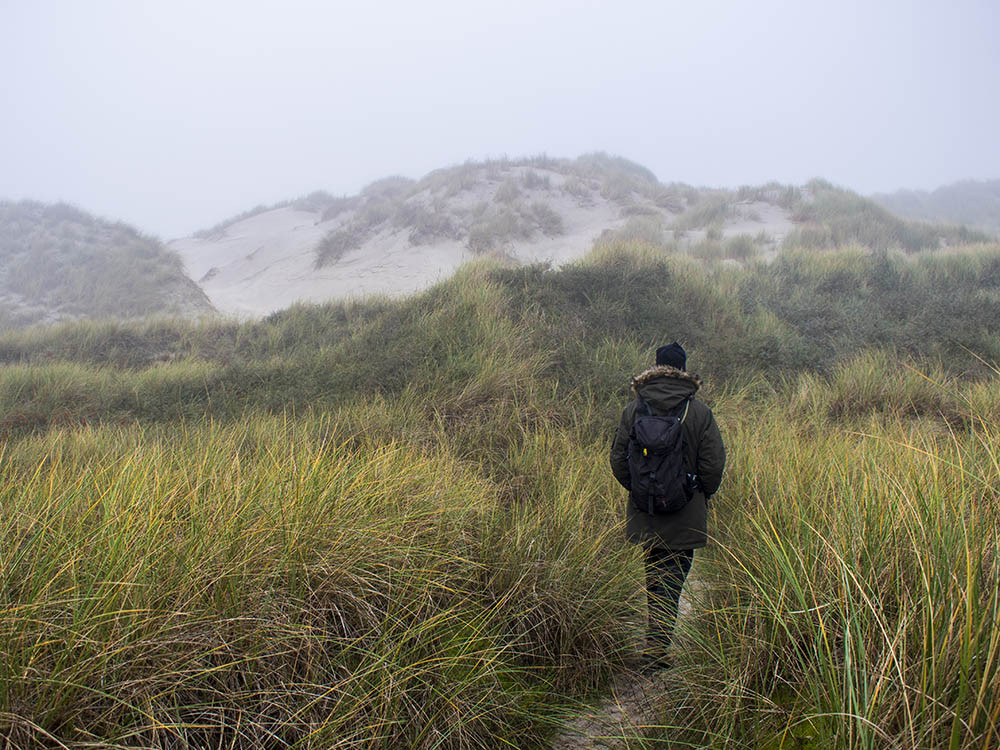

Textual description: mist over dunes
[1,155,993,333]
[3,1,999,743]
[169,154,987,319]
[0,201,214,329]
[873,179,1000,234]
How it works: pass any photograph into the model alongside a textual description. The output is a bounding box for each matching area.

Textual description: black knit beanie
[656,342,686,370]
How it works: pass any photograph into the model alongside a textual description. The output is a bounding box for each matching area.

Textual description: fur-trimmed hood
[630,365,702,392]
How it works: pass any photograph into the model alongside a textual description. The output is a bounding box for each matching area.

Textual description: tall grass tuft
[660,367,1000,748]
[0,414,639,746]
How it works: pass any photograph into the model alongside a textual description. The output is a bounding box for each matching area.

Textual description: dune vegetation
[873,179,1000,235]
[0,242,999,747]
[0,201,214,329]
[177,157,990,323]
[310,153,676,268]
[669,180,989,254]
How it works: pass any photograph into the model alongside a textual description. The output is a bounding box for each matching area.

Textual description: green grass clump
[737,181,804,209]
[522,170,551,190]
[530,201,564,236]
[467,207,533,253]
[592,217,672,253]
[313,225,364,267]
[671,192,736,231]
[495,177,522,203]
[466,201,563,253]
[561,176,594,203]
[397,204,457,245]
[724,233,760,261]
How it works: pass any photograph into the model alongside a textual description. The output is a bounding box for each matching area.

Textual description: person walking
[609,342,726,670]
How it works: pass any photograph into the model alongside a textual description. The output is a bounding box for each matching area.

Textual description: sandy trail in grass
[550,574,700,748]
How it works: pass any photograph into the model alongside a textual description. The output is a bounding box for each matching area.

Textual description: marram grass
[666,372,1000,749]
[3,360,997,747]
[0,413,639,747]
[1,243,999,746]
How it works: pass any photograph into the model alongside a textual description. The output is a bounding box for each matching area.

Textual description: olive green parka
[609,365,726,550]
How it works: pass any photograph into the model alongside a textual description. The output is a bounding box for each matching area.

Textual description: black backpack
[628,393,695,514]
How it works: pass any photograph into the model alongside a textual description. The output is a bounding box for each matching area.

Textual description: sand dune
[171,161,797,319]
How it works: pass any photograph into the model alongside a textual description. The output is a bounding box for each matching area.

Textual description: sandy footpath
[550,572,707,749]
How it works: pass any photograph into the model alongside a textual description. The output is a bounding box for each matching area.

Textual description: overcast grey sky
[2,0,997,239]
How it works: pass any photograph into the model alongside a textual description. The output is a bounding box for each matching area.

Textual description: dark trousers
[644,547,694,653]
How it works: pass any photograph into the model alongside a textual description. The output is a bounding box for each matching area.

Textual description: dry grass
[0,410,638,747]
[668,361,1000,748]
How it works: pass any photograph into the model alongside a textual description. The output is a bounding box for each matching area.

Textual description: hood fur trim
[631,365,702,391]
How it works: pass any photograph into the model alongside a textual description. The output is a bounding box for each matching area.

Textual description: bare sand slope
[171,161,798,319]
[170,176,631,318]
[726,200,797,238]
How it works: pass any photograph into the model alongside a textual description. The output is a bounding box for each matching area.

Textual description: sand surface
[171,173,796,319]
[171,194,629,318]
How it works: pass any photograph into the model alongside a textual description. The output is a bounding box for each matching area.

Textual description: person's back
[609,342,725,669]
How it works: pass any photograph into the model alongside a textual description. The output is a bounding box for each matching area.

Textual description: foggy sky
[2,0,998,239]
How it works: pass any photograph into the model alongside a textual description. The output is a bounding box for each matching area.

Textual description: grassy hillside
[0,201,214,329]
[306,166,987,267]
[672,179,988,253]
[874,179,1000,234]
[0,243,998,747]
[1,243,999,431]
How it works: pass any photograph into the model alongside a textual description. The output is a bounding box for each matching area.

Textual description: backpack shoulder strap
[679,397,691,423]
[635,392,653,416]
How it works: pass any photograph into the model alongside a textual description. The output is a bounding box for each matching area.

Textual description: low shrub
[522,170,551,190]
[314,226,363,267]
